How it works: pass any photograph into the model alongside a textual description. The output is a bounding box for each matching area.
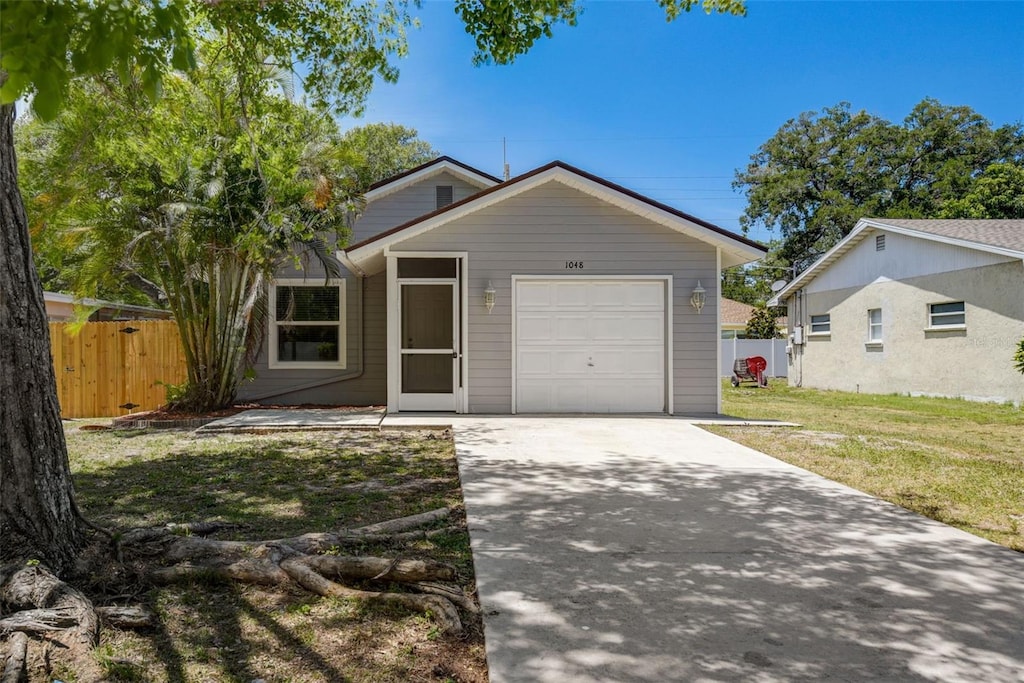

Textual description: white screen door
[399,282,458,411]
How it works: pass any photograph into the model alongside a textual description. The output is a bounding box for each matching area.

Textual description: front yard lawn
[60,424,485,683]
[709,380,1024,551]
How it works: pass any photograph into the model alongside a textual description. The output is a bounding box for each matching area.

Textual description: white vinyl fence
[721,338,789,378]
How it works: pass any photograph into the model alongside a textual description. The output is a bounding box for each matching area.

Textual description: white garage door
[515,279,667,413]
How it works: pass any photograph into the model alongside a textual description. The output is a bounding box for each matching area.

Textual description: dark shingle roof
[868,219,1024,253]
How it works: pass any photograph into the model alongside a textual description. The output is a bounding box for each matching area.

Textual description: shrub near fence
[49,320,187,418]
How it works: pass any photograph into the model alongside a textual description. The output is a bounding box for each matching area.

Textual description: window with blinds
[269,280,346,368]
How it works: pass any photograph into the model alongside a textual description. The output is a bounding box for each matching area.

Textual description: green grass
[709,380,1024,551]
[61,425,486,683]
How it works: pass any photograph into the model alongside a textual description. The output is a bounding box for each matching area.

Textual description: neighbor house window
[436,185,454,209]
[867,308,882,343]
[929,301,966,328]
[269,279,346,369]
[809,314,831,335]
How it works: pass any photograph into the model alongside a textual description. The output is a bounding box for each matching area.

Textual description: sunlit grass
[709,380,1024,551]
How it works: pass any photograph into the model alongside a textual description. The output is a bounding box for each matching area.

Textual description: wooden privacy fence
[49,320,187,418]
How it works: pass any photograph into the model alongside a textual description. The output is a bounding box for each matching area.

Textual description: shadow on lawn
[453,420,1024,683]
[71,431,465,681]
[73,434,457,539]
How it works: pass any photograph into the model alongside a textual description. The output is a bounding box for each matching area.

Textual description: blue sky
[340,0,1024,244]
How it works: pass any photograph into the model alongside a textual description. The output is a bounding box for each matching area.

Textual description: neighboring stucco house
[238,157,767,414]
[771,218,1024,405]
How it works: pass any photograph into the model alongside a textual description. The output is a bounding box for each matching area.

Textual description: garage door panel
[590,348,663,375]
[516,283,554,308]
[590,315,630,341]
[518,349,591,378]
[515,279,668,414]
[554,316,589,341]
[623,314,664,342]
[517,316,552,342]
[518,349,551,375]
[516,383,553,412]
[554,283,589,308]
[553,384,589,412]
[553,350,590,376]
[589,380,664,412]
[589,282,630,307]
[628,282,666,308]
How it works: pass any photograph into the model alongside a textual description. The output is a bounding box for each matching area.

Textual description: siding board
[352,172,484,245]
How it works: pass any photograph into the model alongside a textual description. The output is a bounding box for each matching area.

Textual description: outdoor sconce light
[690,281,706,314]
[484,281,496,313]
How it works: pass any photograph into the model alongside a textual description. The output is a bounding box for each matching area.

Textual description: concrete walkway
[197,407,385,432]
[452,417,1024,682]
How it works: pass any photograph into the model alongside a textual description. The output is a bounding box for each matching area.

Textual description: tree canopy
[339,123,439,191]
[735,99,1024,270]
[744,305,782,340]
[939,162,1024,219]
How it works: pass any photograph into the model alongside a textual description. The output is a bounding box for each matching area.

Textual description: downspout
[794,288,804,387]
[248,256,367,401]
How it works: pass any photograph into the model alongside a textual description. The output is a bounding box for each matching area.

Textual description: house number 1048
[565,261,584,269]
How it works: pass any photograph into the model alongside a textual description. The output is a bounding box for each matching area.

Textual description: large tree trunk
[0,102,86,574]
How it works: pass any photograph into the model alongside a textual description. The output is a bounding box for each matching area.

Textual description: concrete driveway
[452,417,1024,682]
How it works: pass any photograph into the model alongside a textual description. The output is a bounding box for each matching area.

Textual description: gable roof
[770,218,1024,304]
[363,156,502,203]
[864,218,1024,252]
[343,160,766,272]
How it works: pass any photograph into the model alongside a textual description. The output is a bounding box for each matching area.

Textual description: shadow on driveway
[453,418,1024,682]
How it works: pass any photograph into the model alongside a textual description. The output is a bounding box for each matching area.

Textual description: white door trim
[511,275,674,414]
[386,252,469,413]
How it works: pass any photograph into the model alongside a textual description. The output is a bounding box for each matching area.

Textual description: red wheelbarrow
[730,356,768,388]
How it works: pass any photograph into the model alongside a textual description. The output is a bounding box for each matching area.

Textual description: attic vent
[875,234,886,251]
[435,185,454,209]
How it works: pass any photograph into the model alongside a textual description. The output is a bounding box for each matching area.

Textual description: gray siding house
[772,218,1024,406]
[239,157,766,414]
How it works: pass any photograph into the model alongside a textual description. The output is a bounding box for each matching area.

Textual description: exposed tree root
[1,632,28,683]
[0,564,103,681]
[410,581,480,615]
[278,554,462,635]
[95,605,155,630]
[0,507,474,677]
[0,565,97,646]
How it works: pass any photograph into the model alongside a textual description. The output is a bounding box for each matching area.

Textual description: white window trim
[268,278,347,370]
[927,301,966,330]
[808,314,831,336]
[385,251,469,414]
[867,308,883,345]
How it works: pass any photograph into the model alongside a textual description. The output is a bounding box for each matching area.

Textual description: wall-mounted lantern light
[484,281,496,313]
[690,280,706,314]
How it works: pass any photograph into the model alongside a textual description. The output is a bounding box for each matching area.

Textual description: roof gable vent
[436,185,454,209]
[875,234,886,251]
